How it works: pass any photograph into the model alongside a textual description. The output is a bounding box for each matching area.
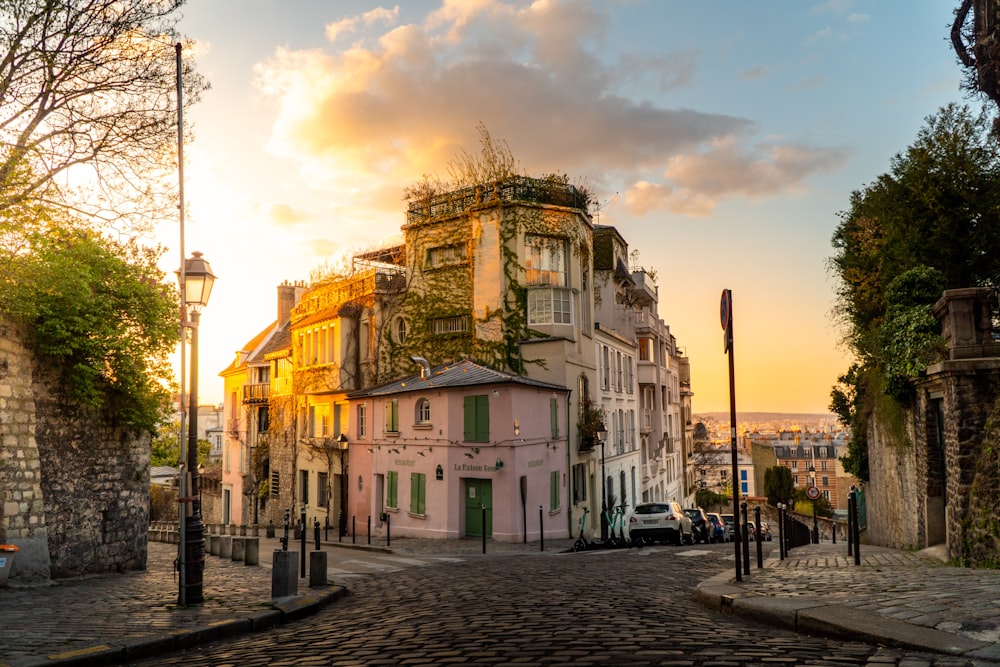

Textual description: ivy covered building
[219,176,694,541]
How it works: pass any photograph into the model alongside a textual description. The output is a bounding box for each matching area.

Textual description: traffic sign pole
[720,289,741,581]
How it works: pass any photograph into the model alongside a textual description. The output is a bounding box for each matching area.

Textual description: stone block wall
[0,322,51,582]
[1,321,150,583]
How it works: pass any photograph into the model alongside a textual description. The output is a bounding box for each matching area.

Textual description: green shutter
[550,470,560,511]
[387,470,398,508]
[464,395,491,442]
[463,396,475,441]
[550,397,559,438]
[410,472,426,514]
[475,395,490,442]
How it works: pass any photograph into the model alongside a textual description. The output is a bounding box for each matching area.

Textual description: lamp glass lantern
[180,251,216,310]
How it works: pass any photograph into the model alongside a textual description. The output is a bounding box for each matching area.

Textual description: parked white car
[628,501,693,546]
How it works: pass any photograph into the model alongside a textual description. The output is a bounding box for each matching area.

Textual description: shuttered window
[410,473,426,515]
[386,471,398,508]
[463,395,490,442]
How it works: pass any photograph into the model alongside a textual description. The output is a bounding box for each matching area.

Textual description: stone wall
[865,411,923,549]
[1,321,150,583]
[0,322,51,582]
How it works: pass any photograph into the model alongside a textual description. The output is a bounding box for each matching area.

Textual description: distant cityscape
[694,412,842,444]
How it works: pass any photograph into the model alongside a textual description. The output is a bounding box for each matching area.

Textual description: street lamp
[596,421,608,542]
[177,251,216,606]
[809,464,819,544]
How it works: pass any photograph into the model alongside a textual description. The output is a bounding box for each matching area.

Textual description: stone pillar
[244,537,259,565]
[271,551,298,598]
[231,536,246,562]
[309,551,328,587]
[220,535,232,559]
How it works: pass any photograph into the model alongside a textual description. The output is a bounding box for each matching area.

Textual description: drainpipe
[409,355,431,380]
[566,389,573,539]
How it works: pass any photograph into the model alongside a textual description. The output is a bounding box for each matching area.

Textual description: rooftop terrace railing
[406,176,590,225]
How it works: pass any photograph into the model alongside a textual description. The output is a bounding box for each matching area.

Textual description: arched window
[394,317,407,343]
[416,398,431,424]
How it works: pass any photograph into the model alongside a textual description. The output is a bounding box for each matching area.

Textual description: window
[430,315,470,334]
[270,470,280,498]
[300,470,309,505]
[463,395,490,442]
[625,356,634,393]
[740,470,748,481]
[615,350,623,391]
[619,470,627,507]
[638,338,651,362]
[257,406,269,432]
[410,472,426,514]
[426,244,466,267]
[819,447,828,458]
[528,287,572,325]
[741,482,748,494]
[318,472,329,507]
[525,235,567,285]
[417,398,431,424]
[791,461,798,470]
[550,470,560,511]
[572,464,587,503]
[821,476,829,487]
[386,470,398,509]
[394,317,407,343]
[601,345,610,390]
[357,404,367,438]
[385,400,399,433]
[550,397,559,438]
[310,404,330,438]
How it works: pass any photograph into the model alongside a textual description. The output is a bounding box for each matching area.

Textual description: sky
[163,0,968,415]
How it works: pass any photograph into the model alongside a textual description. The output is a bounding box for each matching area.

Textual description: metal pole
[600,440,608,542]
[539,505,544,552]
[299,506,306,578]
[386,513,391,547]
[754,505,763,568]
[777,504,785,560]
[723,289,742,581]
[174,41,188,608]
[740,501,750,576]
[847,490,854,556]
[813,498,819,544]
[183,309,205,604]
[852,490,861,565]
[481,505,487,554]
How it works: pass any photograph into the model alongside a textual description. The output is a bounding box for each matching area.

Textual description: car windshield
[684,510,701,518]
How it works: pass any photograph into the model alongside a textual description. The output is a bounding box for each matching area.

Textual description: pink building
[346,359,571,542]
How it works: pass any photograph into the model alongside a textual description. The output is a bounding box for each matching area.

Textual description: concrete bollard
[272,551,298,598]
[244,537,260,565]
[209,534,221,556]
[220,535,233,559]
[240,525,247,536]
[231,536,246,562]
[169,531,179,544]
[252,524,260,537]
[229,524,237,536]
[309,551,328,588]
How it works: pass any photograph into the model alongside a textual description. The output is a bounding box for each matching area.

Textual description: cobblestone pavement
[1,537,999,667]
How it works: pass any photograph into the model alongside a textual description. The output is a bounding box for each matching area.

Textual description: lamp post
[809,464,819,544]
[596,421,608,542]
[177,251,216,606]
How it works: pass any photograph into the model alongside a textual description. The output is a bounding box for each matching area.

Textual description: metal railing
[406,176,590,225]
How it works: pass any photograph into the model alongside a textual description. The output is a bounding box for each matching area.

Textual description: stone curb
[695,578,989,658]
[1,585,348,667]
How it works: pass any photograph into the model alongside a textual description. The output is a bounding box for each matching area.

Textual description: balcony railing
[242,383,269,404]
[407,176,590,225]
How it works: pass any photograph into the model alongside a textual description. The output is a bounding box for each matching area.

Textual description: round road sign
[720,289,731,330]
[806,485,821,500]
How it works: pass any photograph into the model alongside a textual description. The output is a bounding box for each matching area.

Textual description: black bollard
[481,505,487,554]
[338,511,343,543]
[299,506,307,578]
[280,508,290,551]
[352,515,356,544]
[314,518,321,551]
[740,502,750,576]
[832,522,837,545]
[754,506,763,569]
[539,505,544,552]
[367,515,371,545]
[385,512,391,547]
[777,504,785,560]
[851,490,861,565]
[847,493,854,556]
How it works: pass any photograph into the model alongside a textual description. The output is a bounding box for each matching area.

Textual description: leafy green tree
[150,420,211,466]
[829,103,1000,480]
[695,488,728,512]
[0,229,178,431]
[764,466,794,507]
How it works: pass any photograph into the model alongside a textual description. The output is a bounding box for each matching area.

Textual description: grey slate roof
[348,359,568,398]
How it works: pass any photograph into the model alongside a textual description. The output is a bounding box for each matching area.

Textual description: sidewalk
[696,541,1000,663]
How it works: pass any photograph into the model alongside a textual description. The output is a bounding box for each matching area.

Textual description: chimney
[409,355,432,380]
[277,280,301,325]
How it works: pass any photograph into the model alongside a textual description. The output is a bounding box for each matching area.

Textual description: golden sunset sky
[163,1,966,414]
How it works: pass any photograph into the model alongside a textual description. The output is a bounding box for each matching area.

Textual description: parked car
[628,501,693,546]
[707,512,730,543]
[684,507,711,543]
[720,514,736,541]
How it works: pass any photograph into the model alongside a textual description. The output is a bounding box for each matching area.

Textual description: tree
[764,466,794,508]
[829,103,1000,480]
[0,1,206,432]
[0,0,207,233]
[0,229,178,431]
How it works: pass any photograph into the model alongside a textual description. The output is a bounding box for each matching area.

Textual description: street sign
[806,485,821,500]
[720,289,731,330]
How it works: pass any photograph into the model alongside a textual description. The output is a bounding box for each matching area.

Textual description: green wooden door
[464,479,493,537]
